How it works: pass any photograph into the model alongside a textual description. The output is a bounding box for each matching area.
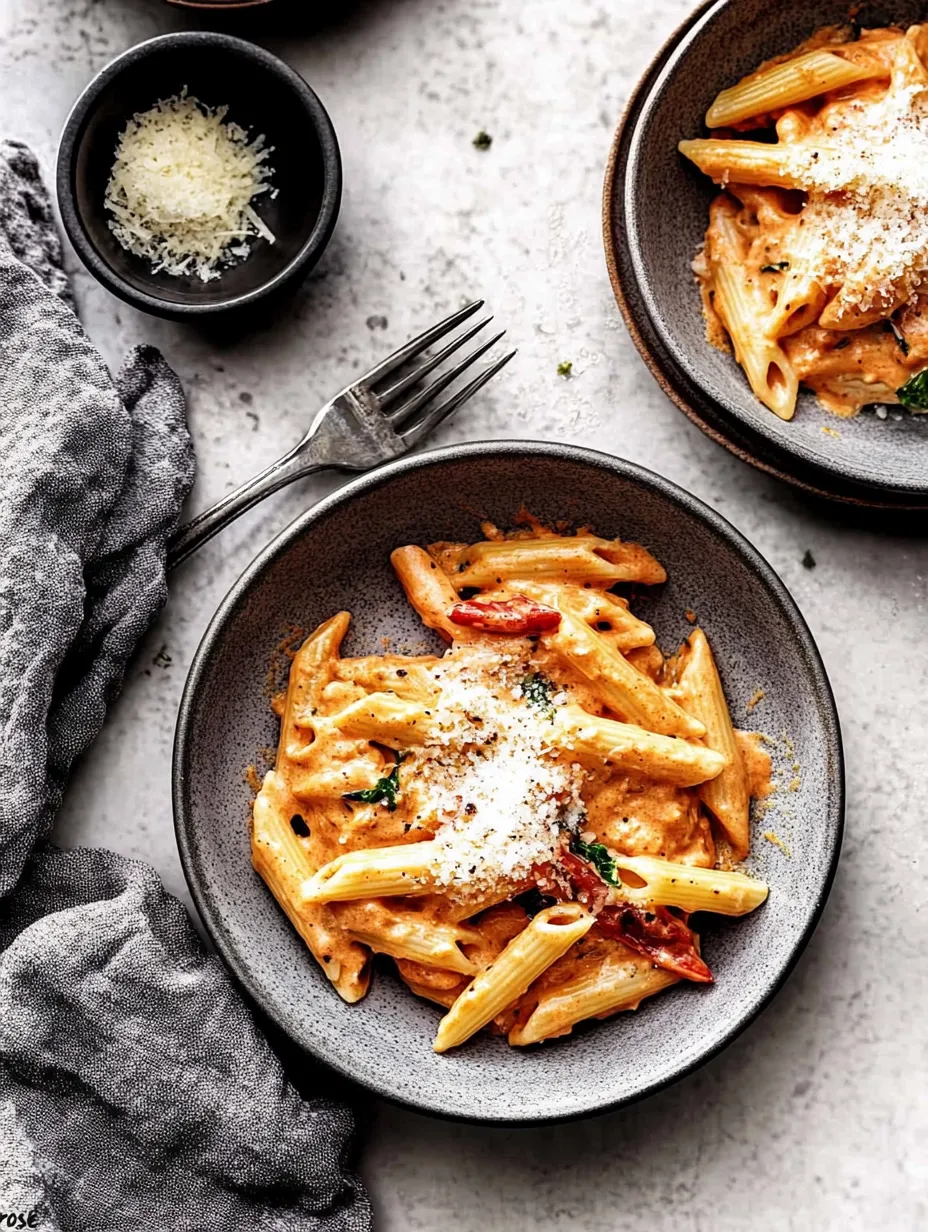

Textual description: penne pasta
[553,705,726,786]
[391,545,467,641]
[678,138,801,189]
[545,607,705,739]
[509,954,678,1046]
[323,691,445,746]
[612,854,768,916]
[890,24,928,91]
[333,654,441,700]
[450,534,666,588]
[709,207,799,419]
[677,628,751,859]
[514,579,656,651]
[761,218,827,339]
[705,50,885,128]
[278,612,350,765]
[333,901,480,975]
[301,842,440,903]
[433,904,595,1052]
[288,759,397,800]
[818,278,909,331]
[251,771,371,1002]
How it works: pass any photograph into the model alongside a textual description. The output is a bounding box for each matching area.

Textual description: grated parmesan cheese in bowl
[104,91,276,282]
[405,643,586,896]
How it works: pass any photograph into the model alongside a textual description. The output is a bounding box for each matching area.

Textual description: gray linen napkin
[0,141,371,1232]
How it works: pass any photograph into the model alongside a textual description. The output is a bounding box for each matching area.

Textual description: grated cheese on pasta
[104,91,275,282]
[795,84,928,315]
[408,644,585,892]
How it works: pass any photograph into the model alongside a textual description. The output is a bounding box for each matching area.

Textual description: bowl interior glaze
[174,443,843,1123]
[624,0,928,497]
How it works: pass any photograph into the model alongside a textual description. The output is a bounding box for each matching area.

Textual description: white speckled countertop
[2,0,926,1226]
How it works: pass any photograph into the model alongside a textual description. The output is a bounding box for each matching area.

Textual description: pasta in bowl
[253,520,771,1052]
[174,443,843,1120]
[681,22,928,421]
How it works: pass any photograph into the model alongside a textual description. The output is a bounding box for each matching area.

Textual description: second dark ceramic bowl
[57,33,341,320]
[609,0,928,503]
[173,442,843,1123]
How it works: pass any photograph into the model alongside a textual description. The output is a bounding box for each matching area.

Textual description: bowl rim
[603,0,928,506]
[55,30,342,319]
[172,439,845,1124]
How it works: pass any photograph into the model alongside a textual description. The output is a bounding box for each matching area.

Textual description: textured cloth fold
[0,140,370,1231]
[0,848,368,1231]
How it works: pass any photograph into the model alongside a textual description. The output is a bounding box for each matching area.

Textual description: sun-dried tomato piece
[558,850,610,914]
[448,594,561,635]
[597,903,713,983]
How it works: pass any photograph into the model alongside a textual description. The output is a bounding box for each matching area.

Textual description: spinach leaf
[897,370,928,411]
[344,752,404,812]
[521,671,556,719]
[570,835,620,886]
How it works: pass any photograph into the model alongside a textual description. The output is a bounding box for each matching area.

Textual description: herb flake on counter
[557,360,573,377]
[897,369,928,410]
[472,130,492,150]
[802,549,816,570]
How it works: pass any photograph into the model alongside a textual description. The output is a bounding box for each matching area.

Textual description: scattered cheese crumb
[105,91,275,282]
[763,830,792,858]
[821,425,841,438]
[746,688,765,712]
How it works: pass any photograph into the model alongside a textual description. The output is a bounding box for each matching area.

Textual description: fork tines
[362,300,516,445]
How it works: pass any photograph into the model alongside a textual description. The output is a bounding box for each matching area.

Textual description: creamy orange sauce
[735,730,774,799]
[252,524,773,1042]
[585,775,715,868]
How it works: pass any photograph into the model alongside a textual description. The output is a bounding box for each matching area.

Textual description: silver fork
[167,301,514,569]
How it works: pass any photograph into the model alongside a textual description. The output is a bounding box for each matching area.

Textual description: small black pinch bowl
[609,0,928,503]
[173,442,844,1123]
[57,32,341,320]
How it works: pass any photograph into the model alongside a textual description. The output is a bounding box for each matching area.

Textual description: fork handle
[167,441,327,571]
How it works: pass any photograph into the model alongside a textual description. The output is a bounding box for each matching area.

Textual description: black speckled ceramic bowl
[607,0,928,505]
[173,442,843,1123]
[57,32,341,320]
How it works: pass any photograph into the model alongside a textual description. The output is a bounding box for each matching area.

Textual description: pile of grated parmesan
[104,91,275,282]
[408,643,585,893]
[793,83,928,316]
